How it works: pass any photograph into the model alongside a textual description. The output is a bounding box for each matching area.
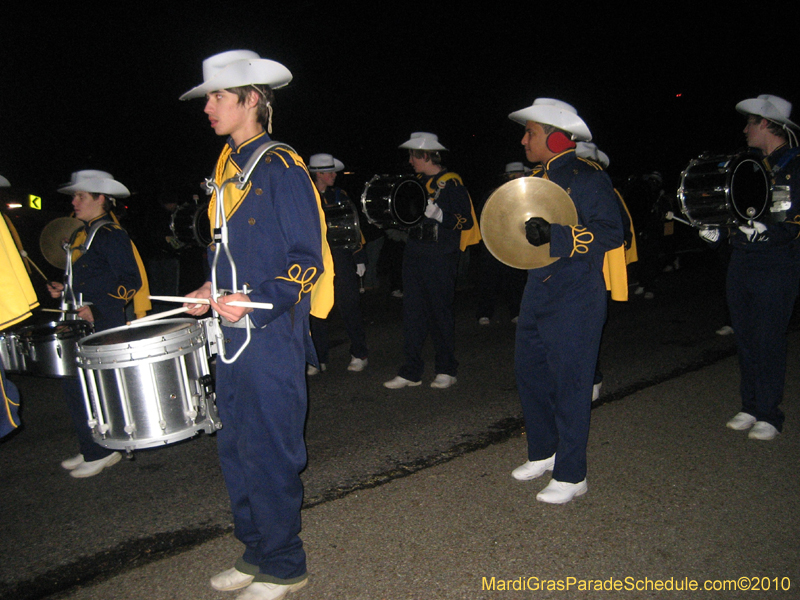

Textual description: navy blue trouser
[310,247,367,363]
[515,262,607,483]
[215,312,309,584]
[63,377,114,462]
[727,250,800,431]
[398,243,460,381]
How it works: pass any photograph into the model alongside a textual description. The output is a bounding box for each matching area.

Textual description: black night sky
[2,2,798,215]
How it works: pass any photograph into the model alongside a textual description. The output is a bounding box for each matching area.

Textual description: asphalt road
[2,248,794,599]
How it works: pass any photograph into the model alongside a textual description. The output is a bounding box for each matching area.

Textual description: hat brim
[509,106,592,142]
[398,140,448,151]
[58,179,131,198]
[180,59,293,100]
[735,98,799,130]
[309,158,344,173]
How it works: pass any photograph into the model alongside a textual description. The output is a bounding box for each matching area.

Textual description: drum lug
[200,374,215,396]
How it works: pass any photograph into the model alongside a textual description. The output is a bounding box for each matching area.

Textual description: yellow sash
[426,172,482,250]
[207,139,334,319]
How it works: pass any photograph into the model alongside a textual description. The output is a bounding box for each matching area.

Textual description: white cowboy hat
[0,175,10,187]
[575,142,609,168]
[399,132,448,151]
[504,162,527,174]
[57,170,131,198]
[509,98,592,142]
[735,94,798,130]
[180,50,293,100]
[308,154,344,172]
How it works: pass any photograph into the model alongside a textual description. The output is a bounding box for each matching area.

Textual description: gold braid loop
[108,286,136,301]
[570,226,594,257]
[276,264,317,302]
[454,214,467,230]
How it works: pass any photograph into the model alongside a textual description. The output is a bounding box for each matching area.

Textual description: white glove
[424,199,443,222]
[698,228,720,243]
[356,263,366,278]
[738,221,768,243]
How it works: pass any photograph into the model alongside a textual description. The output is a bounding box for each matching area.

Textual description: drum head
[730,156,769,222]
[82,319,195,347]
[392,179,426,226]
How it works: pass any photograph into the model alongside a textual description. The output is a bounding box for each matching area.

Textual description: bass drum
[76,318,220,452]
[678,153,770,227]
[170,201,212,247]
[323,199,362,250]
[19,320,93,378]
[361,175,427,229]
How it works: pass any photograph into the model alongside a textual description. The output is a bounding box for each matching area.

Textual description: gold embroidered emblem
[249,218,256,225]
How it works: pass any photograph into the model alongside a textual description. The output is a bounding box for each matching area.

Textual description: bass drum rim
[360,175,427,229]
[678,153,770,228]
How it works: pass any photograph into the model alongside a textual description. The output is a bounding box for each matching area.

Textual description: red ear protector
[546,131,577,154]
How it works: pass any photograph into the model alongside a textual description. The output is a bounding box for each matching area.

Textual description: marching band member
[47,171,142,477]
[383,132,480,390]
[700,94,800,441]
[1,176,38,439]
[307,153,368,374]
[508,99,623,504]
[181,50,333,600]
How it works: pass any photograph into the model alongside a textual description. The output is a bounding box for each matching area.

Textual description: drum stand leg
[178,354,198,422]
[148,362,168,431]
[116,368,136,437]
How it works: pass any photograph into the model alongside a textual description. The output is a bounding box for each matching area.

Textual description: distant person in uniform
[699,94,800,441]
[307,153,368,374]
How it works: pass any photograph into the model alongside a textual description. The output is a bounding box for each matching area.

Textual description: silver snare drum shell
[20,320,93,378]
[0,328,28,374]
[361,174,427,229]
[76,318,220,451]
[678,153,770,228]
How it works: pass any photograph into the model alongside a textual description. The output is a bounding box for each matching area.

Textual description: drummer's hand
[76,305,94,323]
[698,228,720,243]
[46,281,64,298]
[210,293,253,323]
[525,217,551,246]
[424,200,443,222]
[739,221,768,243]
[184,283,212,316]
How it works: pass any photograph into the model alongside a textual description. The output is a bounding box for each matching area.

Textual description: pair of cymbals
[39,217,82,269]
[480,177,577,269]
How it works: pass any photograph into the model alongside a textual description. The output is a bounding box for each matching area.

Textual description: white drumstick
[665,211,693,227]
[129,306,191,324]
[149,295,273,310]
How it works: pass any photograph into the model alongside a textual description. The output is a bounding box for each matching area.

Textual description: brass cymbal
[39,217,82,269]
[480,177,577,269]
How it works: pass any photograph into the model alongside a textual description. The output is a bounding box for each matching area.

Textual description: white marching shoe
[430,374,457,389]
[383,376,421,389]
[748,421,779,440]
[511,454,555,481]
[347,356,368,372]
[726,412,756,431]
[235,579,308,600]
[536,479,588,504]
[210,567,255,591]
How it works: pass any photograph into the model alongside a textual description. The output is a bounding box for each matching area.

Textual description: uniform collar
[227,130,269,154]
[543,149,577,171]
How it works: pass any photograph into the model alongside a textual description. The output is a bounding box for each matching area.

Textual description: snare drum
[0,328,27,374]
[678,153,770,227]
[323,199,362,250]
[170,201,212,248]
[20,320,93,378]
[361,175,427,229]
[76,318,220,451]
